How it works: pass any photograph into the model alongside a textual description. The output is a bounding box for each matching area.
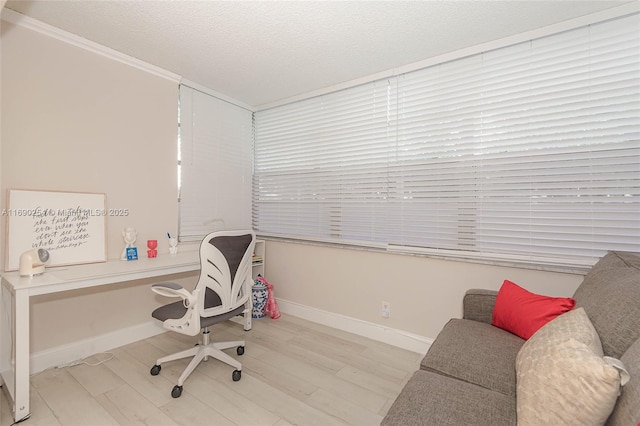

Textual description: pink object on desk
[147,240,158,258]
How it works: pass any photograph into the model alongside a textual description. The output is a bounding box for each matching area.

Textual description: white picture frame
[4,189,107,271]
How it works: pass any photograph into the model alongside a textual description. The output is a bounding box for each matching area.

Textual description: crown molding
[181,78,255,112]
[1,8,181,84]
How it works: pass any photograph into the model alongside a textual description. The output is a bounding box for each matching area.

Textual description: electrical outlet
[381,301,390,319]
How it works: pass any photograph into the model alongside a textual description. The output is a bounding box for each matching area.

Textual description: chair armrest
[152,282,195,306]
[463,289,498,324]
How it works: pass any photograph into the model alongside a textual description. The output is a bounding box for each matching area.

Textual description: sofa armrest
[463,289,498,324]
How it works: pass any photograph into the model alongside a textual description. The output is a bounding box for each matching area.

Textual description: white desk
[0,251,200,423]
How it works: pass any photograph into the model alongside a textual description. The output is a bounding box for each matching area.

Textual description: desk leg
[12,289,30,422]
[244,299,252,331]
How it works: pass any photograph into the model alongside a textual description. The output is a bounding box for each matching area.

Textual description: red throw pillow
[491,279,575,340]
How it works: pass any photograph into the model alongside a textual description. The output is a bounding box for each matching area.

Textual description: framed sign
[4,189,107,271]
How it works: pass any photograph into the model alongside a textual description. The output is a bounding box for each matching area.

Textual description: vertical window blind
[253,13,640,268]
[179,85,253,242]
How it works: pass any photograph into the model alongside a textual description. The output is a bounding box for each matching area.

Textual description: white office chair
[149,230,256,398]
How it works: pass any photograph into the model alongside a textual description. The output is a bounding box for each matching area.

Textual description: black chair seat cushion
[152,288,245,329]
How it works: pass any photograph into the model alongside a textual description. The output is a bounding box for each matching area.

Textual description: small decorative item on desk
[120,227,138,261]
[168,233,178,255]
[147,239,158,258]
[126,247,138,260]
[19,248,50,277]
[252,275,268,319]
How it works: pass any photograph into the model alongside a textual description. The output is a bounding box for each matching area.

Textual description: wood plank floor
[1,314,422,426]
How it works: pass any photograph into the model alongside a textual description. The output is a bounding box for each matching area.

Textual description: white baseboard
[30,299,431,374]
[275,298,432,354]
[30,321,165,374]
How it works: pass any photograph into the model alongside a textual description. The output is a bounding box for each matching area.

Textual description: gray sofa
[382,251,640,425]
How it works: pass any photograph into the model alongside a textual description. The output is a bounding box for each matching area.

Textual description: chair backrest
[195,230,256,318]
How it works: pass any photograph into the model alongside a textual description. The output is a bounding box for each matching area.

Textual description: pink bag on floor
[256,275,281,319]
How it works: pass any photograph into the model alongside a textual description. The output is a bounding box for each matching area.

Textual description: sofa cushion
[492,279,575,340]
[606,338,640,426]
[516,308,626,426]
[463,289,498,324]
[421,318,524,396]
[381,370,516,426]
[573,251,640,358]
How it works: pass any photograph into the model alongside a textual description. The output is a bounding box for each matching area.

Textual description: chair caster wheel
[150,365,161,376]
[232,370,242,381]
[171,385,183,398]
[237,346,245,356]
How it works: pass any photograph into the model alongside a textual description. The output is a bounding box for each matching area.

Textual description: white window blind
[179,85,253,242]
[253,80,396,246]
[253,13,640,268]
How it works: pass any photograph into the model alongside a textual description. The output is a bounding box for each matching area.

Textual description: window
[253,13,640,268]
[178,85,253,242]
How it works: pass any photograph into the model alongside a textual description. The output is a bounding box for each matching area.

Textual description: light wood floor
[1,314,422,426]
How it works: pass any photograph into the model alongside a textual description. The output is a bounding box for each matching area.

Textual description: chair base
[153,327,244,389]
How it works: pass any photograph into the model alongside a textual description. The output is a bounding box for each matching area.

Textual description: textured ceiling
[3,1,634,109]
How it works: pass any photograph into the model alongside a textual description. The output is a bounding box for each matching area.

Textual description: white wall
[1,20,198,353]
[265,240,585,342]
